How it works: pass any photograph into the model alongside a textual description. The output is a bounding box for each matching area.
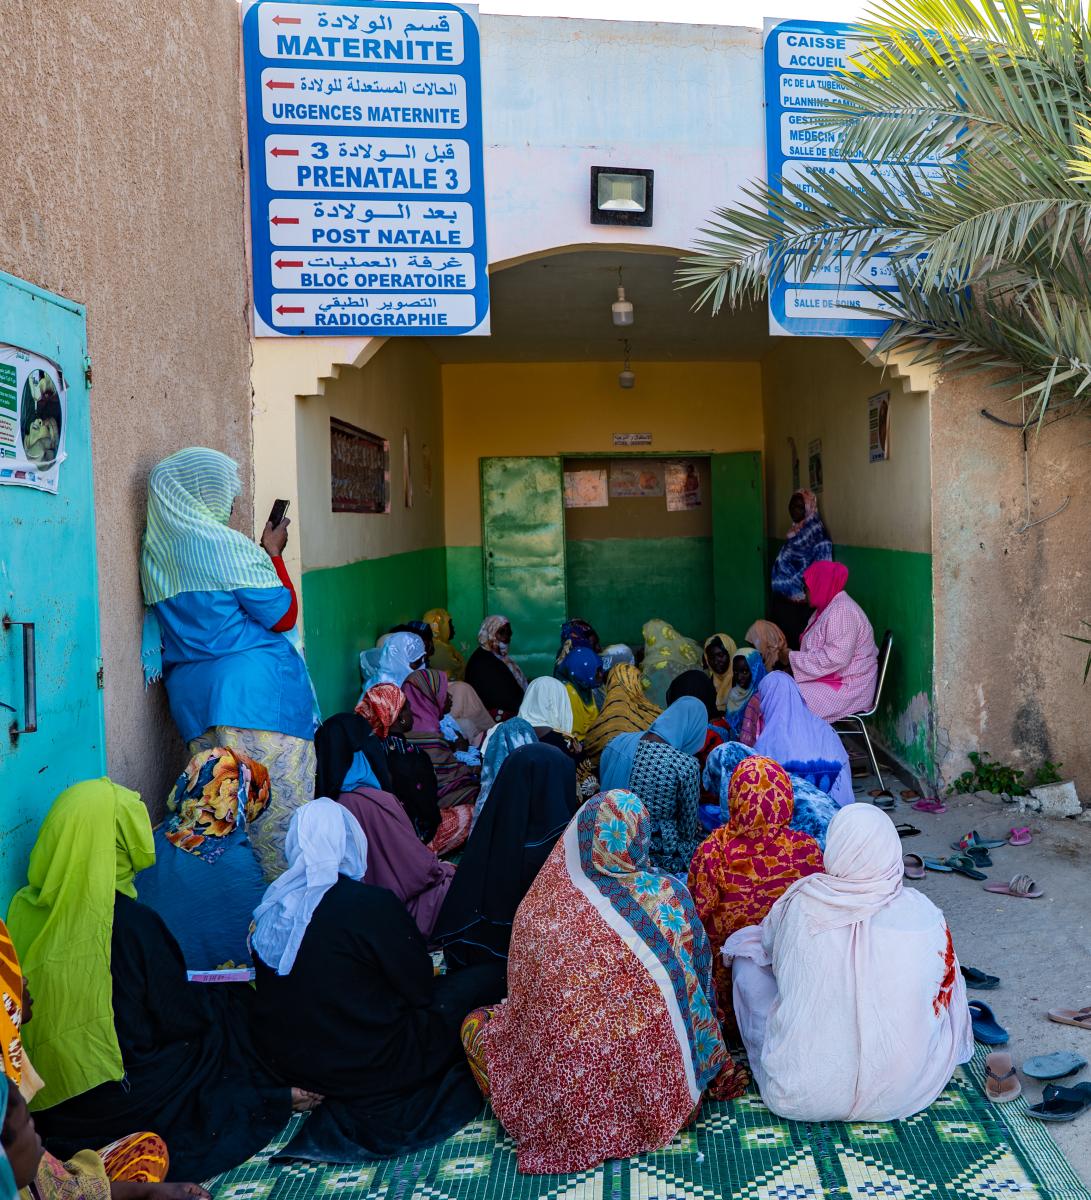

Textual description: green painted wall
[567,537,714,649]
[769,539,934,776]
[447,538,717,673]
[445,544,486,665]
[302,547,448,717]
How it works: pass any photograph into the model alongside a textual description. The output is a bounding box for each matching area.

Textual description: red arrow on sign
[275,259,304,269]
[272,15,301,24]
[270,147,299,157]
[266,79,295,90]
[270,216,299,226]
[276,305,306,315]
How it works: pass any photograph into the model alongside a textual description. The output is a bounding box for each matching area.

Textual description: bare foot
[291,1088,324,1112]
[111,1183,211,1200]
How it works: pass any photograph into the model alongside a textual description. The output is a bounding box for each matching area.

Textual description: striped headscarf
[582,663,661,770]
[140,448,278,605]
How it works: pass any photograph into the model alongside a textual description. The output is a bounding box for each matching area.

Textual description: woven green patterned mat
[207,1050,1090,1200]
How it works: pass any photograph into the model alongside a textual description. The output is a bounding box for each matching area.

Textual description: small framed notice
[869,391,891,463]
[330,418,390,514]
[613,432,652,447]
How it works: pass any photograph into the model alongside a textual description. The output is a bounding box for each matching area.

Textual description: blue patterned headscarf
[702,740,839,850]
[599,696,709,791]
[471,717,539,828]
[573,790,727,1092]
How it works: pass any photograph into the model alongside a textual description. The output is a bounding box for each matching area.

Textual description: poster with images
[869,391,891,463]
[402,429,413,508]
[665,459,702,511]
[563,468,609,508]
[609,462,664,498]
[0,343,67,493]
[808,439,823,494]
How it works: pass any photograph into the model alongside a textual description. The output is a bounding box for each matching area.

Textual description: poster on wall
[868,391,891,463]
[665,459,702,511]
[402,429,413,508]
[609,462,664,498]
[563,468,608,508]
[808,439,823,493]
[0,344,67,493]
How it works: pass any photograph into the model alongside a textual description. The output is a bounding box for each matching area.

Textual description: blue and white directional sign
[242,0,489,337]
[765,20,912,337]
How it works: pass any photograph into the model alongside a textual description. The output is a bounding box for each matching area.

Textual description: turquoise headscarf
[139,448,281,685]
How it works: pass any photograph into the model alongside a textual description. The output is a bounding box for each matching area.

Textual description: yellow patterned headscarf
[641,619,703,708]
[703,633,738,712]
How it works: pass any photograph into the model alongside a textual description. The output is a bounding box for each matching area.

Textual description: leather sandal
[985,1052,1022,1103]
[1048,1007,1091,1032]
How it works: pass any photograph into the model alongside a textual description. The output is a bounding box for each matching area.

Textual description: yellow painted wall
[762,338,931,553]
[297,339,446,572]
[441,360,765,545]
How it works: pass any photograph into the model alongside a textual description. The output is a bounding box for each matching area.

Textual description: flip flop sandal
[944,854,988,881]
[922,857,954,873]
[1048,1007,1091,1032]
[871,791,896,811]
[984,1052,1022,1103]
[900,789,920,800]
[913,798,947,814]
[969,1000,1010,1046]
[961,965,1000,991]
[984,874,1043,899]
[903,853,926,880]
[1009,827,1032,846]
[1024,1052,1088,1081]
[895,823,921,838]
[964,846,993,867]
[952,831,1008,851]
[1027,1082,1091,1123]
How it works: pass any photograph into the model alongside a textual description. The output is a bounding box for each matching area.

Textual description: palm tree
[679,0,1091,425]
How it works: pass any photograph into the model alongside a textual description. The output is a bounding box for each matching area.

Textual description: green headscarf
[139,447,281,684]
[7,779,155,1110]
[139,447,280,606]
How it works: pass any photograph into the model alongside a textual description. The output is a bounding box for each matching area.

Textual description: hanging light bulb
[618,339,635,389]
[612,266,634,326]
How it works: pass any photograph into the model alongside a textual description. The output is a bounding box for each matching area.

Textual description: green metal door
[0,272,105,908]
[481,457,567,680]
[712,451,765,637]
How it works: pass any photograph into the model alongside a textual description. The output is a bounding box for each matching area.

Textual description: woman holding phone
[140,449,318,880]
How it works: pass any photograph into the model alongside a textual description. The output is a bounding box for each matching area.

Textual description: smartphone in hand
[268,498,290,528]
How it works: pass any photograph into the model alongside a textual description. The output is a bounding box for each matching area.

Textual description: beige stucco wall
[931,373,1091,794]
[442,360,765,546]
[296,340,446,572]
[0,0,253,812]
[763,338,932,553]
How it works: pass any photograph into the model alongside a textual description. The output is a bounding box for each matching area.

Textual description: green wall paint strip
[770,539,935,776]
[567,537,714,650]
[302,547,448,717]
[445,544,485,664]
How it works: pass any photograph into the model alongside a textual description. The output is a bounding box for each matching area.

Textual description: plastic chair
[834,630,893,793]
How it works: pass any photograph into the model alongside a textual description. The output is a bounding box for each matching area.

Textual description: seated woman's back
[473,790,735,1174]
[728,805,972,1123]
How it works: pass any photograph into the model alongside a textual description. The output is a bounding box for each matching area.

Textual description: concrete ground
[850,750,1091,1185]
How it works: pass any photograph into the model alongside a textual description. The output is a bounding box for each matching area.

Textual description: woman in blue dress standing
[140,447,318,879]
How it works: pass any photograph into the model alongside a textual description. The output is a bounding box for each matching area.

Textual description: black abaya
[34,895,290,1181]
[463,647,525,718]
[252,878,503,1161]
[315,712,393,798]
[432,742,579,971]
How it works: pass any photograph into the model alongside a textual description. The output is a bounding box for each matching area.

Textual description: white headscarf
[518,677,574,734]
[373,632,426,687]
[251,798,369,976]
[600,643,635,671]
[767,803,903,933]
